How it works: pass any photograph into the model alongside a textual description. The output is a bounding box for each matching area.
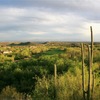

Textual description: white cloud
[29,31,46,35]
[0,0,100,41]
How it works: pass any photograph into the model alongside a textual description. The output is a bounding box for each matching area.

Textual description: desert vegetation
[0,41,99,100]
[0,29,100,100]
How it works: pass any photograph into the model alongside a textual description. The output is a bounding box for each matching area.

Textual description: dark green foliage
[0,41,100,99]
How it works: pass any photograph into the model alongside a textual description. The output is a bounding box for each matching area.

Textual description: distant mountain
[9,42,30,46]
[9,42,41,46]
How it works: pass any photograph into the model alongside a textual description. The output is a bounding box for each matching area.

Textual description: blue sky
[0,0,100,42]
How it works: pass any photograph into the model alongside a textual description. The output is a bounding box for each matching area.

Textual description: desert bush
[32,68,83,100]
[0,86,32,100]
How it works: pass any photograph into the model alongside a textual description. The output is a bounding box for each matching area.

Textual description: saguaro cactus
[87,45,91,100]
[81,26,94,100]
[81,43,86,100]
[90,26,94,99]
[54,64,57,99]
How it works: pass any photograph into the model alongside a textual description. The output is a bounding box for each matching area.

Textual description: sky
[0,0,100,42]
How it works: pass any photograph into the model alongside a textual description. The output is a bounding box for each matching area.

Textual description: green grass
[43,48,65,55]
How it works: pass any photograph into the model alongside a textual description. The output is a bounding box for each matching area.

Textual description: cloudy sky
[0,0,100,42]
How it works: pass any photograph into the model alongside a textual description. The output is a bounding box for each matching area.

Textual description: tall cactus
[81,43,86,100]
[81,26,94,100]
[87,45,91,100]
[90,26,94,100]
[54,64,57,99]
